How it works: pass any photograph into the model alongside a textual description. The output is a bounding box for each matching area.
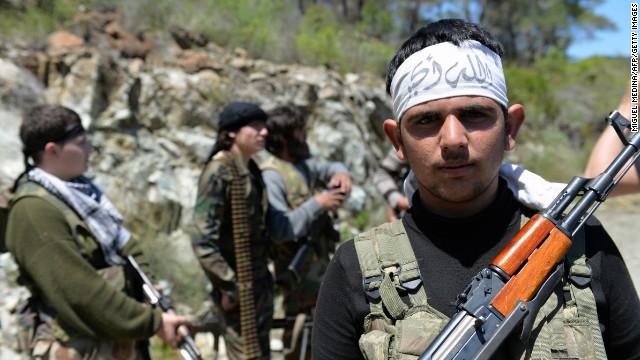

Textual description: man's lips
[438,162,473,176]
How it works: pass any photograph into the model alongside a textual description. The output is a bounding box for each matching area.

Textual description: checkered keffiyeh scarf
[27,167,130,265]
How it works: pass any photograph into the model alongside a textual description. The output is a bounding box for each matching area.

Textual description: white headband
[390,40,508,121]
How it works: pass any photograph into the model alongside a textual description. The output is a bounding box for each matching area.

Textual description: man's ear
[383,119,407,160]
[505,104,525,151]
[43,142,59,156]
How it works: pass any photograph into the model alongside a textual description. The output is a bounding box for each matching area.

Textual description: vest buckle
[568,263,592,287]
[363,274,383,301]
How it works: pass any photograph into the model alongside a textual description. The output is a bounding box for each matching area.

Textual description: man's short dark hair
[385,19,505,97]
[266,106,307,155]
[20,104,83,164]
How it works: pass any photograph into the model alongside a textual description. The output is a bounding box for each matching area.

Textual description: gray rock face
[0,37,393,229]
[0,34,395,352]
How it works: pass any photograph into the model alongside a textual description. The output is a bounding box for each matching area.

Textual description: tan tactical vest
[260,155,338,287]
[260,156,318,266]
[260,155,315,210]
[11,181,137,359]
[354,219,607,360]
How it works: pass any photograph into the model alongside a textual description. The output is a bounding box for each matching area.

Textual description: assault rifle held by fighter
[277,214,340,288]
[276,185,341,289]
[419,110,640,360]
[126,256,203,360]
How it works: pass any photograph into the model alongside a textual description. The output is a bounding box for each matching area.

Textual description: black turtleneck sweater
[312,178,640,360]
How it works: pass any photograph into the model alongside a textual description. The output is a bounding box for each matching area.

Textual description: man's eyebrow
[458,104,498,114]
[400,103,499,123]
[401,109,440,123]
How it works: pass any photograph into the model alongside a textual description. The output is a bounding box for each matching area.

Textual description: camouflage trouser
[214,278,273,360]
[280,258,328,360]
[31,335,144,360]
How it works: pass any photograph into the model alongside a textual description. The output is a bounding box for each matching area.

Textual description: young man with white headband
[312,19,640,360]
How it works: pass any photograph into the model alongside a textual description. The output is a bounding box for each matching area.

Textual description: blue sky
[567,0,632,59]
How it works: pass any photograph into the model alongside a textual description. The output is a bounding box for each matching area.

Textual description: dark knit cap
[218,102,268,131]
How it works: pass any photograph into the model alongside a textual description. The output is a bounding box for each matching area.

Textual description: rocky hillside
[0,12,395,355]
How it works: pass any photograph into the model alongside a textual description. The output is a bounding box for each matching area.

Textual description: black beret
[218,102,268,131]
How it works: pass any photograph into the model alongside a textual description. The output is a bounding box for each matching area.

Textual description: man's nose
[439,116,468,150]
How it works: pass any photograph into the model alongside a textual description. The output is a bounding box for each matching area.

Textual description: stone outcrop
[0,22,393,229]
[0,23,395,349]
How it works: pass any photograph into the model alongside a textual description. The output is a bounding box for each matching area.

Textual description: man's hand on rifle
[327,172,352,195]
[157,312,190,348]
[314,189,345,212]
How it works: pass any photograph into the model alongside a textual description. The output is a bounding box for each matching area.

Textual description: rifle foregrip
[491,227,572,316]
[491,215,555,276]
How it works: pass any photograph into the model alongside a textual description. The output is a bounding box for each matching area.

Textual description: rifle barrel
[126,256,203,360]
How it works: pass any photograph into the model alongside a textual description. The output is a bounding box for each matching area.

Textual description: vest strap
[565,228,607,359]
[354,219,427,320]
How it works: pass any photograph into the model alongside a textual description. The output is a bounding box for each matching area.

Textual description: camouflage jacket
[372,147,409,209]
[191,151,271,292]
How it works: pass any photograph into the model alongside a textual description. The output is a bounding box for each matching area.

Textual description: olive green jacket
[6,180,161,342]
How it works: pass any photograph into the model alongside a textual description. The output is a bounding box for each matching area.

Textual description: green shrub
[0,0,79,39]
[295,5,343,69]
[514,126,585,182]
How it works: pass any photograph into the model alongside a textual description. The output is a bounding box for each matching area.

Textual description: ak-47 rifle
[277,212,337,288]
[419,110,640,360]
[126,256,203,360]
[277,186,341,290]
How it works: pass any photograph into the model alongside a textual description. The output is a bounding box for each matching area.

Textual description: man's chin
[431,184,487,204]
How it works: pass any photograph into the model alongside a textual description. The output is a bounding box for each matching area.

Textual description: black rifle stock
[277,210,339,289]
[126,256,203,360]
[284,241,311,284]
[419,110,640,360]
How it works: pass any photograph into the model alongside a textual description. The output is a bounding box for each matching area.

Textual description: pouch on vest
[355,220,450,360]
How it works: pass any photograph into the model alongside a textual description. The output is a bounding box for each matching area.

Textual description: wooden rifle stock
[490,108,640,317]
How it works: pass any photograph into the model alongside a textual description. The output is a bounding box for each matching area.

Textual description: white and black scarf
[27,167,130,265]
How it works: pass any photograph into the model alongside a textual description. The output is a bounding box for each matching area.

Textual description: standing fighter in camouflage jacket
[6,105,188,360]
[191,102,273,360]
